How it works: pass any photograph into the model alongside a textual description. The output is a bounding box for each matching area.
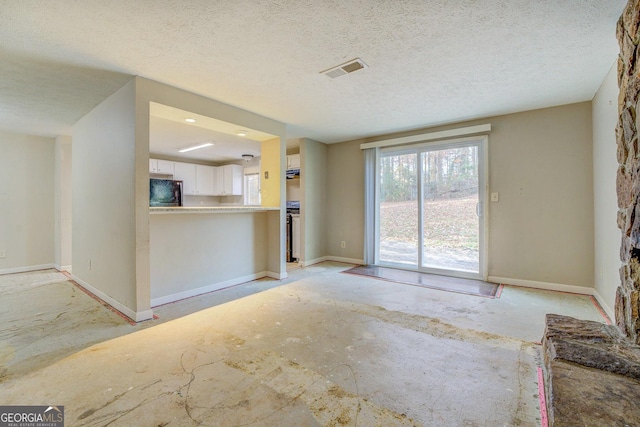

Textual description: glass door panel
[379,152,418,266]
[421,146,479,273]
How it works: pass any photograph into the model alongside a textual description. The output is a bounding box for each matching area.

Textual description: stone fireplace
[540,4,640,424]
[616,0,640,345]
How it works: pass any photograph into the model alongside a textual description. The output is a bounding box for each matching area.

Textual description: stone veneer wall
[616,0,640,345]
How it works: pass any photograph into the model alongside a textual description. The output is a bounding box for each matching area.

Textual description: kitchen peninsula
[148,133,284,309]
[149,205,282,307]
[150,206,279,214]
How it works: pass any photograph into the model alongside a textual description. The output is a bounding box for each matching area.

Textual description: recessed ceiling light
[237,130,248,137]
[184,118,196,123]
[178,142,214,153]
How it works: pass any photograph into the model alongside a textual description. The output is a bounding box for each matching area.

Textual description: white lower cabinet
[214,164,243,196]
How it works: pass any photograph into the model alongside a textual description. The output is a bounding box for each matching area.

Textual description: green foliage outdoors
[379,148,479,250]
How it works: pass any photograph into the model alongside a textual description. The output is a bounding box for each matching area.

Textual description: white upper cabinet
[156,160,174,174]
[168,161,241,197]
[214,164,243,196]
[173,162,197,195]
[149,159,175,175]
[287,154,300,170]
[195,165,215,196]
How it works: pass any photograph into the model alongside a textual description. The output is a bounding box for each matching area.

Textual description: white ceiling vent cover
[321,58,368,79]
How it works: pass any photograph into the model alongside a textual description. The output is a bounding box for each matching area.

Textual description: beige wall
[300,138,327,264]
[72,78,139,318]
[150,212,268,304]
[0,131,55,273]
[327,102,595,288]
[135,77,288,312]
[54,135,72,270]
[593,62,620,317]
[326,139,365,262]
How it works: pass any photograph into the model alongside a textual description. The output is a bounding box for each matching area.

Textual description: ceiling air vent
[321,58,368,79]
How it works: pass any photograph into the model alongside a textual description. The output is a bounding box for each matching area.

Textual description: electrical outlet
[341,241,346,248]
[0,250,5,258]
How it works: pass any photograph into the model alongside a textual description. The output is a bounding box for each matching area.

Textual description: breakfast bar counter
[149,206,283,307]
[150,206,280,214]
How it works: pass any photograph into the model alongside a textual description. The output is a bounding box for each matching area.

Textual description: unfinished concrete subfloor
[0,263,608,426]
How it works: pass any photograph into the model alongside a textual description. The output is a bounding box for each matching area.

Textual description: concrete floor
[0,262,607,426]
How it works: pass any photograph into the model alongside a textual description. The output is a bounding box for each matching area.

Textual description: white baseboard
[72,274,153,322]
[324,256,364,265]
[151,271,272,307]
[299,256,363,267]
[488,276,593,295]
[592,288,615,322]
[0,263,55,275]
[53,264,72,272]
[489,275,615,322]
[300,256,329,267]
[266,271,287,280]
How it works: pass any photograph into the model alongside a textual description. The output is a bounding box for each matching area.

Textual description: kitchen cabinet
[214,164,243,196]
[174,162,217,196]
[196,165,215,195]
[287,154,300,170]
[173,162,197,195]
[291,214,300,260]
[149,159,175,175]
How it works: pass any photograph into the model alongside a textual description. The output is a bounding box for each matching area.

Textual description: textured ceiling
[0,0,626,143]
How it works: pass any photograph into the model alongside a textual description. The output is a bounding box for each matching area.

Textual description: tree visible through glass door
[421,146,479,273]
[378,143,480,275]
[379,152,419,266]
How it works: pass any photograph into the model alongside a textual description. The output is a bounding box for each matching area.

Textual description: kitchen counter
[150,205,283,306]
[150,206,280,214]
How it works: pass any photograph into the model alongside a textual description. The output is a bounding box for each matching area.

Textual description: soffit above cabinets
[149,103,277,163]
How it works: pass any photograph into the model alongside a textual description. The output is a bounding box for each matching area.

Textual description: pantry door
[377,138,486,279]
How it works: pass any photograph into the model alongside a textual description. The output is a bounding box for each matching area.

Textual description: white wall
[327,102,595,288]
[0,131,55,273]
[54,135,72,270]
[593,62,620,317]
[72,79,142,319]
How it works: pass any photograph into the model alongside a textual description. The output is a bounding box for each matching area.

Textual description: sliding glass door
[377,138,485,278]
[379,152,419,265]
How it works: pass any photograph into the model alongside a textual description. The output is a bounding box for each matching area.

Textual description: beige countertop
[150,206,280,214]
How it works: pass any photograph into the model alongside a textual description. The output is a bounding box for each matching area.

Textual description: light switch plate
[491,192,499,202]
